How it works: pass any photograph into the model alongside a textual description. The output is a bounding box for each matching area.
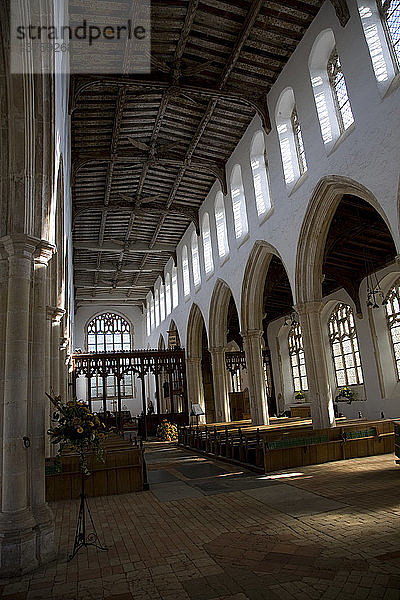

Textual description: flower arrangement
[335,386,358,404]
[157,419,178,442]
[294,390,306,400]
[47,394,109,475]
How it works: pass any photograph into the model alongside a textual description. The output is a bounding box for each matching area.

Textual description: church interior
[1,0,400,597]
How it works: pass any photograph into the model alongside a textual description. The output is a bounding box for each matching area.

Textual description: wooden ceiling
[71,0,327,308]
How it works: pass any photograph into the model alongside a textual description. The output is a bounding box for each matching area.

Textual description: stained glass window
[328,49,354,133]
[385,279,400,378]
[329,303,364,386]
[380,0,400,66]
[87,313,133,399]
[288,323,308,392]
[291,107,307,175]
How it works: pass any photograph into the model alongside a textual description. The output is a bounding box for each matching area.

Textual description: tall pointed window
[154,289,160,328]
[379,0,400,66]
[191,232,201,287]
[150,294,155,330]
[215,191,229,258]
[276,88,306,186]
[329,303,364,386]
[291,107,307,175]
[250,131,272,217]
[172,266,179,308]
[159,284,166,322]
[146,305,151,336]
[202,213,214,274]
[182,245,190,297]
[165,272,172,316]
[327,49,354,133]
[230,165,248,240]
[87,313,133,400]
[385,279,400,378]
[288,322,308,392]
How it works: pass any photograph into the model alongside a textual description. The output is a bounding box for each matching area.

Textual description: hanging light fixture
[365,251,387,309]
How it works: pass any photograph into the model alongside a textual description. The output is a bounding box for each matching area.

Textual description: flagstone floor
[2,444,400,600]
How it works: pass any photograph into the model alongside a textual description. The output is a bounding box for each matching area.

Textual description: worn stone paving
[1,444,400,599]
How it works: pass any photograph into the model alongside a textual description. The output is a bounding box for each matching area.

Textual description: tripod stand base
[69,475,108,560]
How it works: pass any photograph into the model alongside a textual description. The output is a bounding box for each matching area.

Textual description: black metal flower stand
[69,471,108,560]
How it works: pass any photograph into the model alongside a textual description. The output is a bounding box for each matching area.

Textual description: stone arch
[241,241,290,332]
[295,176,396,305]
[83,309,134,351]
[167,319,181,348]
[158,334,166,350]
[209,278,236,348]
[186,303,207,359]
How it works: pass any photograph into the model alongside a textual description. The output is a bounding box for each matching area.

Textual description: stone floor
[2,444,400,599]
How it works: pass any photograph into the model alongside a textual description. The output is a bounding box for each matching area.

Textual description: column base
[33,504,55,564]
[0,506,56,577]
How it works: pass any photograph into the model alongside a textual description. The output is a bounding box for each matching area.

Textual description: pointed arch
[186,304,207,359]
[241,241,291,332]
[208,279,236,349]
[167,319,181,348]
[295,176,397,305]
[158,334,166,350]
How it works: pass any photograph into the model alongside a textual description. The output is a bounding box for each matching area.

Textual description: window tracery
[328,303,364,386]
[288,323,308,392]
[327,49,354,133]
[385,279,400,378]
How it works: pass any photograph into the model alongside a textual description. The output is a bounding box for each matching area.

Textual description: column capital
[46,306,65,323]
[293,301,323,316]
[186,356,202,365]
[395,255,400,266]
[240,329,264,341]
[34,240,55,266]
[209,345,225,354]
[0,233,40,258]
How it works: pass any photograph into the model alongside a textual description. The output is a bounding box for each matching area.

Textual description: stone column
[0,253,8,511]
[209,347,230,423]
[0,235,38,576]
[186,357,206,424]
[294,301,335,429]
[31,243,55,564]
[241,330,269,426]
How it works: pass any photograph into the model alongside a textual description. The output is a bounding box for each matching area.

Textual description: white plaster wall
[141,0,400,419]
[74,305,146,416]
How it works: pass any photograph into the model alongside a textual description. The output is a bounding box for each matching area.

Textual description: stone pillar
[209,347,230,423]
[0,254,8,512]
[31,243,55,564]
[0,235,38,576]
[186,357,206,424]
[241,330,269,426]
[294,301,335,429]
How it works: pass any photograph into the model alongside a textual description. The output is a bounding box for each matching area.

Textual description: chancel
[1,0,400,597]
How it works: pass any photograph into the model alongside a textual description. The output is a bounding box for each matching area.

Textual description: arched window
[160,284,166,322]
[309,30,354,145]
[154,288,160,327]
[358,0,398,84]
[379,0,400,66]
[327,49,354,133]
[146,304,151,336]
[250,131,272,217]
[87,313,133,400]
[329,303,364,386]
[172,266,179,308]
[385,279,400,378]
[288,322,308,392]
[276,88,307,186]
[202,213,214,274]
[214,191,229,258]
[191,232,201,287]
[150,294,155,330]
[182,245,190,296]
[165,272,172,316]
[230,165,249,239]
